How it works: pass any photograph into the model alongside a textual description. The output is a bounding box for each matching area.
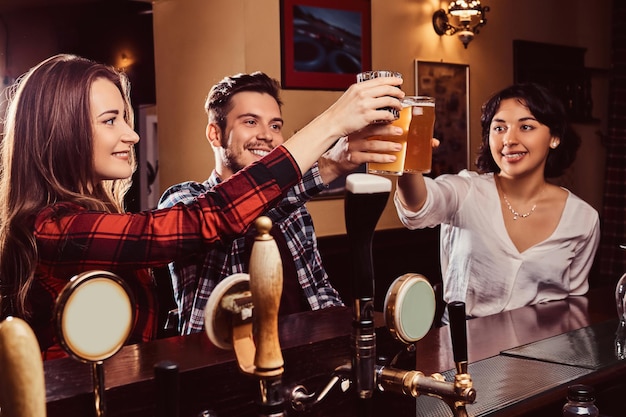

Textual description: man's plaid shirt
[158,163,344,335]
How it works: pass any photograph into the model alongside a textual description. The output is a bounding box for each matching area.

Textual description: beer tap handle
[0,317,47,417]
[345,174,391,300]
[249,216,284,378]
[155,360,180,417]
[447,301,468,374]
[345,173,392,404]
[373,301,475,417]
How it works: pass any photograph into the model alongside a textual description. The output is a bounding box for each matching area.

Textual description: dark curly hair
[475,83,580,178]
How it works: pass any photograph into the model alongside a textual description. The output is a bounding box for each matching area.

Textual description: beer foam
[346,173,392,194]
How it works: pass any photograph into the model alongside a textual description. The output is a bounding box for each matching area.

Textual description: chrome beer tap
[374,300,475,417]
[344,173,393,416]
[204,178,477,416]
[448,301,474,416]
[343,173,476,416]
[286,173,476,416]
[288,292,476,416]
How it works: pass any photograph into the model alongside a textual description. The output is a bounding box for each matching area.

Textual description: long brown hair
[0,54,137,318]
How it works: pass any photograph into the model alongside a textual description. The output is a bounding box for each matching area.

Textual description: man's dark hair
[205,72,282,133]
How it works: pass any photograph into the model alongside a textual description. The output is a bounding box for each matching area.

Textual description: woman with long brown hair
[0,54,404,358]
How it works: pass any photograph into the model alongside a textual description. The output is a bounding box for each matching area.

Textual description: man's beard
[221,148,246,174]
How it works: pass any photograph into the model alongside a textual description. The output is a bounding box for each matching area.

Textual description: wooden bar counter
[44,285,622,417]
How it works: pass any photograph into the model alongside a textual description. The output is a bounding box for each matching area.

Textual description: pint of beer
[366,103,411,176]
[404,96,435,174]
[367,96,435,176]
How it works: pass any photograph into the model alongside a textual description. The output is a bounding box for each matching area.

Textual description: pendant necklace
[502,194,536,220]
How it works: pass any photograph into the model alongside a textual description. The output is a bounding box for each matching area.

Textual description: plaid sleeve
[34,146,300,270]
[158,181,207,208]
[208,147,300,235]
[266,162,326,222]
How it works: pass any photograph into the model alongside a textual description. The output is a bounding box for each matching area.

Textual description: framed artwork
[280,0,371,90]
[414,61,470,176]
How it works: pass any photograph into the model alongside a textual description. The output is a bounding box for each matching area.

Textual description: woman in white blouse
[395,83,600,320]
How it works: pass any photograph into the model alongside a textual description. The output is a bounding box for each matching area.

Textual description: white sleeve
[393,171,475,229]
[568,209,601,295]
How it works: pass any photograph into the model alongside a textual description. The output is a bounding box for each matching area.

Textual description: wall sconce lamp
[433,1,490,49]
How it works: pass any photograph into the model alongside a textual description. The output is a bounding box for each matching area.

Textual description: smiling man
[157,72,401,335]
[207,77,285,178]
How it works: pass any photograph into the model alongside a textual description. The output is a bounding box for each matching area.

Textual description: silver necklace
[503,194,536,220]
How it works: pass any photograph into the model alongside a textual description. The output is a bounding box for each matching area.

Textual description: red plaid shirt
[29,147,300,359]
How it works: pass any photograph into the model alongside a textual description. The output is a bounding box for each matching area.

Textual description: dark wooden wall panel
[318,226,442,311]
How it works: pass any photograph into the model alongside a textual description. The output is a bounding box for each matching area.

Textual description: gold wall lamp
[433,1,490,49]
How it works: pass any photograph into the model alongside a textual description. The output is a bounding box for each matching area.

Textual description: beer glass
[404,96,435,174]
[366,100,411,175]
[366,96,435,176]
[356,70,402,122]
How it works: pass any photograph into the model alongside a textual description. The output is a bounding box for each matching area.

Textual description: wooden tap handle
[0,317,47,417]
[249,216,284,377]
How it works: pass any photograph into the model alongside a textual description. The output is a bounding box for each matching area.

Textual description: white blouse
[394,170,600,318]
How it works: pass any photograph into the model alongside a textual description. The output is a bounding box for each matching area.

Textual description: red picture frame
[280,0,371,90]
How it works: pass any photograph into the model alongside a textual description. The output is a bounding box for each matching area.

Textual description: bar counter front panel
[44,285,625,416]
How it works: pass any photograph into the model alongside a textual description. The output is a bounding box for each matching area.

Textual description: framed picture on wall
[414,60,470,176]
[280,0,372,90]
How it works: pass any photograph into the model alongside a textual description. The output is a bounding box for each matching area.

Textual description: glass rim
[403,95,435,100]
[402,96,435,106]
[357,70,402,80]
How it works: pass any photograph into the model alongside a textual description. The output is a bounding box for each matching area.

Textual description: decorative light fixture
[433,1,490,49]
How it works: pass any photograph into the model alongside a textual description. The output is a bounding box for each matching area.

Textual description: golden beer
[367,104,411,175]
[404,97,435,173]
